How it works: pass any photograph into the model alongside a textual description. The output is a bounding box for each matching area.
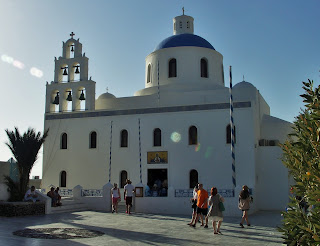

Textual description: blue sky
[0,0,319,178]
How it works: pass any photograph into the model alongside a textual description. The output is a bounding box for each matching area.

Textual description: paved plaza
[0,210,285,245]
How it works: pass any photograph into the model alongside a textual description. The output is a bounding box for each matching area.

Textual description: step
[49,197,89,214]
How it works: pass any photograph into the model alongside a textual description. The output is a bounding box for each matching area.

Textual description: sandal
[240,223,244,228]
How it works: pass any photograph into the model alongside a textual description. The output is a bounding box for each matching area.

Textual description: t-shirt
[193,189,198,200]
[112,188,120,198]
[124,184,135,197]
[197,189,209,209]
[24,189,36,200]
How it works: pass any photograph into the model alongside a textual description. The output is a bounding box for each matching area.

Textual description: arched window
[120,170,128,188]
[190,169,198,188]
[61,133,67,149]
[147,64,151,83]
[187,21,190,28]
[179,21,182,28]
[153,128,161,147]
[90,131,97,149]
[169,59,177,78]
[60,171,66,187]
[226,124,236,144]
[120,129,128,147]
[189,126,198,145]
[201,58,208,78]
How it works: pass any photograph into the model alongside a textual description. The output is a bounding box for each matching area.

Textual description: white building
[42,13,292,215]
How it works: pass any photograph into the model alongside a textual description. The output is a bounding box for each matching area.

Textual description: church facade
[42,13,292,215]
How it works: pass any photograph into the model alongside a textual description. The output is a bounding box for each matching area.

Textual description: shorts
[192,205,198,212]
[196,207,208,216]
[112,197,119,204]
[191,199,197,212]
[126,196,133,206]
[212,216,223,222]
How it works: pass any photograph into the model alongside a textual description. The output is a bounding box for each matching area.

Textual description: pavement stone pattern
[13,228,104,239]
[0,210,285,245]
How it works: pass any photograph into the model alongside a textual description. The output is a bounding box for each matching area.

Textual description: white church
[42,12,292,215]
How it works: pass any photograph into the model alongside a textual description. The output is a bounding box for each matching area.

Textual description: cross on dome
[70,32,75,39]
[182,7,185,15]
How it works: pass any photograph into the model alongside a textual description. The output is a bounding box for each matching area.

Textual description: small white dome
[97,92,116,100]
[233,81,256,89]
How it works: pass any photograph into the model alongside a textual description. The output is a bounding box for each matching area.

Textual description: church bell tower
[45,32,96,113]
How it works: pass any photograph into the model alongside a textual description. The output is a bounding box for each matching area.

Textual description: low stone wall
[0,202,45,217]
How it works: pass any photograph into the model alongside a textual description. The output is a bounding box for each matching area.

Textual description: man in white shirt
[24,186,38,203]
[124,179,135,214]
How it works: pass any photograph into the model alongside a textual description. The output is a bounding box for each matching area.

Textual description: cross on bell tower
[70,32,75,39]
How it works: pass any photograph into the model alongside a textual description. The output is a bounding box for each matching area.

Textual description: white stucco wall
[144,47,224,88]
[43,105,256,190]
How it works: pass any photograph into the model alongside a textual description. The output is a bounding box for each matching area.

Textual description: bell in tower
[52,92,59,105]
[62,67,68,75]
[79,90,85,101]
[66,91,72,101]
[74,65,80,74]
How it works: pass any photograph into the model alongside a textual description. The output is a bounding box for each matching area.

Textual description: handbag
[219,195,225,211]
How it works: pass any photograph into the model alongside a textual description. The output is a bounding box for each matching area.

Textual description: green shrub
[279,79,320,245]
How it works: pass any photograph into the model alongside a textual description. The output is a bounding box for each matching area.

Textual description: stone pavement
[0,210,285,245]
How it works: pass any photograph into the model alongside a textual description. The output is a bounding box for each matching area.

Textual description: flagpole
[229,66,236,188]
[108,121,113,183]
[157,60,160,106]
[138,118,142,183]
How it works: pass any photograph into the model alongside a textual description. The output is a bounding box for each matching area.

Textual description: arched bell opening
[62,89,72,112]
[75,86,86,111]
[66,41,75,59]
[50,90,60,113]
[60,64,69,83]
[71,62,80,82]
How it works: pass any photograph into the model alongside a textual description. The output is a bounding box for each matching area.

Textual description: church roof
[154,33,215,51]
[97,92,116,100]
[233,81,256,89]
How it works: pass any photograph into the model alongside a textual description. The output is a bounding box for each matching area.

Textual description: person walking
[124,179,135,214]
[188,185,202,226]
[238,185,253,228]
[111,183,121,213]
[190,183,208,228]
[207,187,224,234]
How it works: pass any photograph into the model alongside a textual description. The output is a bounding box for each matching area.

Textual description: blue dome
[154,33,215,51]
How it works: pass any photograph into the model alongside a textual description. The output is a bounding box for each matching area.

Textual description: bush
[279,79,320,245]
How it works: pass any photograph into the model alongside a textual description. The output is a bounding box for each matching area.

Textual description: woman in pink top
[111,183,121,213]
